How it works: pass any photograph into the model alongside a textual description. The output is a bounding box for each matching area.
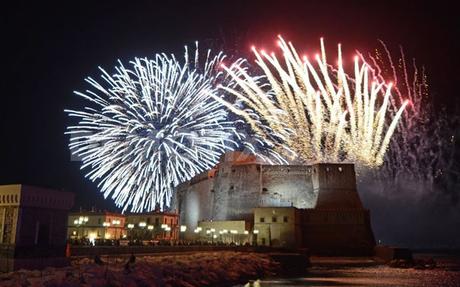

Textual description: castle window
[272,216,277,223]
[260,217,265,223]
[230,185,234,190]
[338,167,343,172]
[210,189,215,193]
[283,216,288,223]
[262,187,268,193]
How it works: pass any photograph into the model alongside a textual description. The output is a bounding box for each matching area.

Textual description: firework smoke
[359,42,459,196]
[356,42,460,248]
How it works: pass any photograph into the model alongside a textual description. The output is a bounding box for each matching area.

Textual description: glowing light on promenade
[66,44,247,212]
[213,36,408,167]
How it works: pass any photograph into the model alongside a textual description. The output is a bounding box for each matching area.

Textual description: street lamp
[74,216,89,239]
[111,219,121,240]
[253,229,259,246]
[127,223,134,241]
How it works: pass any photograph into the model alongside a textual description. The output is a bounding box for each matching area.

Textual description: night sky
[2,1,459,245]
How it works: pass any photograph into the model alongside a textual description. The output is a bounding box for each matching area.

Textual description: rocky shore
[0,251,281,287]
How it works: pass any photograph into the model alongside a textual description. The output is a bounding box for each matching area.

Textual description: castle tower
[305,163,376,255]
[312,163,363,209]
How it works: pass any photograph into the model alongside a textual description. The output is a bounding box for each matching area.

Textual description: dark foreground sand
[0,251,279,287]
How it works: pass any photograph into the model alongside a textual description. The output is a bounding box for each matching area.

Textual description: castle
[175,152,375,254]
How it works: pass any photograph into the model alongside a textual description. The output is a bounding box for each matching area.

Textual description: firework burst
[66,45,247,212]
[213,36,408,167]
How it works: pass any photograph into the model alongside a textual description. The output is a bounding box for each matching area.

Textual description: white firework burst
[66,45,245,212]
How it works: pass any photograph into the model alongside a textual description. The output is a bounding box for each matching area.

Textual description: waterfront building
[67,211,126,241]
[0,184,74,271]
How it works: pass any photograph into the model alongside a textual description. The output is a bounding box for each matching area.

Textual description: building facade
[67,211,180,243]
[67,211,126,241]
[0,185,74,271]
[253,207,301,247]
[125,212,179,241]
[196,220,252,244]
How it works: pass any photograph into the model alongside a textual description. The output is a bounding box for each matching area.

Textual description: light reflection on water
[237,254,460,287]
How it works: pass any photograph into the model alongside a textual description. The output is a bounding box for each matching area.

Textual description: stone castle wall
[212,163,261,221]
[176,156,363,226]
[176,173,215,232]
[261,165,316,209]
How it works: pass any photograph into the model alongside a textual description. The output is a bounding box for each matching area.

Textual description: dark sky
[2,0,459,215]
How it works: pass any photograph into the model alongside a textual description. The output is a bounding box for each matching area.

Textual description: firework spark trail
[360,42,458,190]
[66,45,265,212]
[213,36,408,167]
